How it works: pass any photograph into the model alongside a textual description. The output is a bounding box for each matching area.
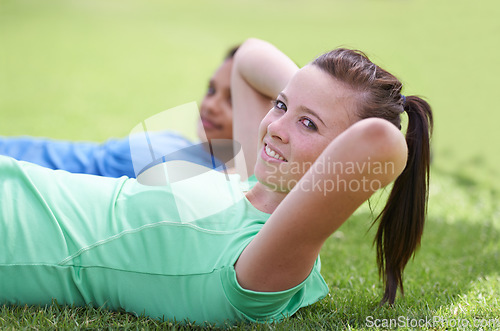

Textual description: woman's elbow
[352,118,408,184]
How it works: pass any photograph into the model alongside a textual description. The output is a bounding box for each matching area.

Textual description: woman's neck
[245,182,288,214]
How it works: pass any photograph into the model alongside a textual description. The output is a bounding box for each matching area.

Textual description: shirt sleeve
[0,136,135,177]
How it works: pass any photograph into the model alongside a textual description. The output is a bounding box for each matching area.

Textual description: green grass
[1,0,499,329]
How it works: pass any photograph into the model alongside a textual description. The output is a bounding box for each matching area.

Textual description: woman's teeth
[265,145,286,161]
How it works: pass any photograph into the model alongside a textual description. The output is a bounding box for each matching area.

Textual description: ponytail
[373,96,433,305]
[311,48,434,304]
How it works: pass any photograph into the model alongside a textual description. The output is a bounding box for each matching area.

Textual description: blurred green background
[1,0,499,191]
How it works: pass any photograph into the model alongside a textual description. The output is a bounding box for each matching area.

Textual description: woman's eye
[273,99,287,111]
[207,86,215,95]
[300,118,317,131]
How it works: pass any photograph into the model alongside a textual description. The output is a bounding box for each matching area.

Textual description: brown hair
[312,49,433,305]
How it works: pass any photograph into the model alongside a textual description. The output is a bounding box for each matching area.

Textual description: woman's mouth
[201,117,221,131]
[264,144,287,162]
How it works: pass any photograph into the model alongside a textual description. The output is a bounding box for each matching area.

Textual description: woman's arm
[231,38,298,179]
[235,118,408,292]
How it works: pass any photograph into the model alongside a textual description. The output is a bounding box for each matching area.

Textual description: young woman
[0,46,238,178]
[0,38,432,325]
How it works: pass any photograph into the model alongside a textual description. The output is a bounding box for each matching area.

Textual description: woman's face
[254,64,359,192]
[197,59,234,141]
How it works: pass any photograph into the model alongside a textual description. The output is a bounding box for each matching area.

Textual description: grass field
[1,0,499,329]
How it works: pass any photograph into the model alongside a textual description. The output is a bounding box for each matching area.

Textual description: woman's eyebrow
[278,92,287,101]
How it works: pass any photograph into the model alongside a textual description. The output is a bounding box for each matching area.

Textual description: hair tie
[401,95,407,112]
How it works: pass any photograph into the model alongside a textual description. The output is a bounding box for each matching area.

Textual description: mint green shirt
[0,156,328,325]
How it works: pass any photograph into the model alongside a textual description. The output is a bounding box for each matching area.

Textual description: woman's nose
[201,95,221,115]
[267,115,290,143]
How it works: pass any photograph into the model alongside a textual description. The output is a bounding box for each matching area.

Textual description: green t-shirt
[0,156,328,326]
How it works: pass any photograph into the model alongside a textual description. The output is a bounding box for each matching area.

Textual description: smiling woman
[252,65,358,193]
[234,40,432,305]
[0,38,432,325]
[196,53,234,142]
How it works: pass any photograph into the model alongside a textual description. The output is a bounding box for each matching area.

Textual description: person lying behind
[0,38,432,326]
[0,46,238,178]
